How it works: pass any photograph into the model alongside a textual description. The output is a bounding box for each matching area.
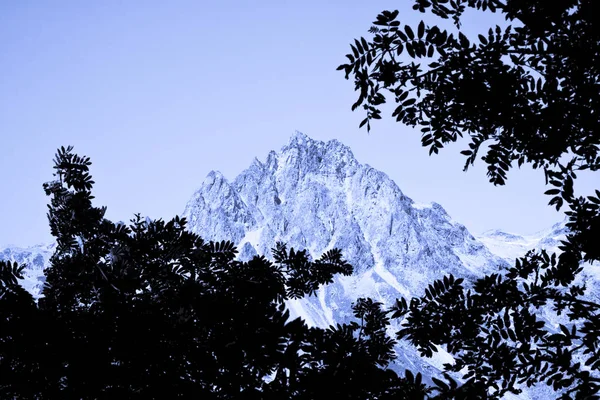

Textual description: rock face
[184,130,507,296]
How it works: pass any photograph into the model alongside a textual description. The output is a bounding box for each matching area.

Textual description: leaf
[432,377,449,390]
[427,44,435,57]
[588,195,600,204]
[354,39,363,54]
[360,37,369,51]
[458,32,470,48]
[406,42,415,58]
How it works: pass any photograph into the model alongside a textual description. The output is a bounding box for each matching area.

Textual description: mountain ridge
[183,131,508,290]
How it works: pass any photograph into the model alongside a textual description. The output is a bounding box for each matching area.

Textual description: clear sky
[1,1,596,247]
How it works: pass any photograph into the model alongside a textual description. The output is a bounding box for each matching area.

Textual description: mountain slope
[477,220,570,263]
[183,132,508,319]
[182,131,514,382]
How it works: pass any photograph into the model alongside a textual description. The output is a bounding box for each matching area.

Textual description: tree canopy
[339,0,600,398]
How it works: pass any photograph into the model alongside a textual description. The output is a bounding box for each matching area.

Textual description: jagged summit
[183,131,505,310]
[204,169,226,180]
[287,130,352,153]
[277,131,360,181]
[180,131,512,383]
[289,129,310,144]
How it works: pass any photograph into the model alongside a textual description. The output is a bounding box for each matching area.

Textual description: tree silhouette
[339,0,600,398]
[0,146,429,398]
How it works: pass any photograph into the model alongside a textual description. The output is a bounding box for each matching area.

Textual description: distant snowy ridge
[478,219,600,305]
[476,219,569,263]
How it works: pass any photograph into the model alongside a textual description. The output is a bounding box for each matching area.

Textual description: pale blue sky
[1,1,595,247]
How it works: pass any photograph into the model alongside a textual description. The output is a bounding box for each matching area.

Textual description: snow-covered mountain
[182,131,509,325]
[1,131,590,398]
[179,132,598,398]
[180,131,516,383]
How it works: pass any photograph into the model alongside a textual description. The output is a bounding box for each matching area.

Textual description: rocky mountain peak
[184,132,506,297]
[178,131,515,383]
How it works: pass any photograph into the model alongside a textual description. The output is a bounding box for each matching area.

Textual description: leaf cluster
[339,1,600,398]
[338,0,600,187]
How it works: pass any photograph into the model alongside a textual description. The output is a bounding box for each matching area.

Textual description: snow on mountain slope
[182,131,511,382]
[478,218,600,304]
[184,131,507,288]
[0,243,54,298]
[477,219,570,263]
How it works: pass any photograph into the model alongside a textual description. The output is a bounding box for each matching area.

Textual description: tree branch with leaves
[339,0,600,398]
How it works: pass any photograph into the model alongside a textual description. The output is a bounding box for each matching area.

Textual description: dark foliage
[0,146,429,398]
[339,0,600,398]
